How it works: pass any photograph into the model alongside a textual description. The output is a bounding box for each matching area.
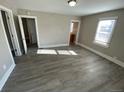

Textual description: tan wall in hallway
[71,22,79,35]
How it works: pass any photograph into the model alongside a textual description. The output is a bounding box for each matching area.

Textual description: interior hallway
[2,46,124,92]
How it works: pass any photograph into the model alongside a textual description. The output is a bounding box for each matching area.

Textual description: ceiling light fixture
[68,0,77,7]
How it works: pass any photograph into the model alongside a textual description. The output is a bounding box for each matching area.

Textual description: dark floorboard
[2,45,124,92]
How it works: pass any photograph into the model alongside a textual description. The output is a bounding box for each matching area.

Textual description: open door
[0,10,17,57]
[69,21,80,45]
[18,16,27,54]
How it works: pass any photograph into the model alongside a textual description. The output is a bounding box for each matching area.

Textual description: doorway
[18,15,39,54]
[69,20,80,45]
[0,10,16,57]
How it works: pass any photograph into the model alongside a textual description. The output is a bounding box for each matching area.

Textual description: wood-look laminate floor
[2,46,124,92]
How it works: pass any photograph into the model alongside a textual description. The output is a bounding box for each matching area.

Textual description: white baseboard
[77,43,124,68]
[39,44,69,48]
[0,63,16,91]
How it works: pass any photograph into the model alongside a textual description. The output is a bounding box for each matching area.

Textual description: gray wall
[78,9,124,62]
[0,13,15,84]
[0,0,15,89]
[0,0,17,14]
[17,9,80,48]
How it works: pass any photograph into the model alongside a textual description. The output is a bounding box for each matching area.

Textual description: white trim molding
[18,15,40,54]
[39,44,69,48]
[77,43,124,68]
[0,63,16,91]
[99,16,118,20]
[68,20,81,45]
[0,5,22,56]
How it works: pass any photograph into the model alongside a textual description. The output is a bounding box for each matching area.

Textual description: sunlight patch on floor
[37,49,78,55]
[57,50,71,55]
[37,49,57,55]
[57,50,78,55]
[69,50,78,55]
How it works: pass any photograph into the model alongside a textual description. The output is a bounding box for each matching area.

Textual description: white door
[18,16,27,54]
[5,12,16,54]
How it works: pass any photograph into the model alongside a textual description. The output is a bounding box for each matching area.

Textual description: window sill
[93,41,109,48]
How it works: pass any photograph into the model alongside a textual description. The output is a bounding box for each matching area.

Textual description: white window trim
[93,17,118,48]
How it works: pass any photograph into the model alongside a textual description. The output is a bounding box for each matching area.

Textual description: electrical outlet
[3,64,7,70]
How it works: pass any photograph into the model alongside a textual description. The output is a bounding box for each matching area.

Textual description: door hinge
[7,16,10,19]
[15,49,17,52]
[12,34,14,38]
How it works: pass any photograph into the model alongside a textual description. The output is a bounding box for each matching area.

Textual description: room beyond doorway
[69,20,80,46]
[22,18,37,47]
[18,15,39,54]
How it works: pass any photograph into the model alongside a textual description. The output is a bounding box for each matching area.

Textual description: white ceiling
[15,0,124,16]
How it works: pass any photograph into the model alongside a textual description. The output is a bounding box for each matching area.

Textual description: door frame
[68,20,81,45]
[0,5,22,56]
[18,15,40,54]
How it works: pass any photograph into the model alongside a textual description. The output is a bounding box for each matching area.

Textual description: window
[94,17,117,47]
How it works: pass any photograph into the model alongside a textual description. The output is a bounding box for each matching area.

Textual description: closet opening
[18,16,39,54]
